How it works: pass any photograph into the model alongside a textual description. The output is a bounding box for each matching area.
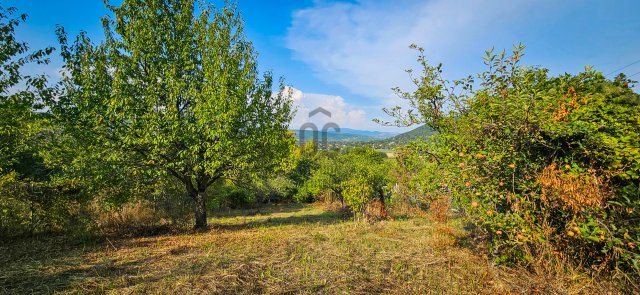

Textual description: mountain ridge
[291,125,434,143]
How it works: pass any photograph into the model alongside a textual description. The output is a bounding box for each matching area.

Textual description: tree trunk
[194,190,208,230]
[378,189,388,218]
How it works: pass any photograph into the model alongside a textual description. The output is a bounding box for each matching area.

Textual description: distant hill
[292,130,377,143]
[291,125,434,146]
[332,128,398,139]
[382,125,436,144]
[292,128,398,143]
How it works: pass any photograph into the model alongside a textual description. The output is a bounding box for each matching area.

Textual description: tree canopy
[53,0,294,229]
[0,5,53,176]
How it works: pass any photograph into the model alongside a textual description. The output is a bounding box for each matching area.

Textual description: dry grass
[0,204,622,294]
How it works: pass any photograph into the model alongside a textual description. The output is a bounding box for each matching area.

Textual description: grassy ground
[375,149,396,158]
[0,204,620,294]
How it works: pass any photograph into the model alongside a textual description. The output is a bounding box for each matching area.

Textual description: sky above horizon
[7,0,640,132]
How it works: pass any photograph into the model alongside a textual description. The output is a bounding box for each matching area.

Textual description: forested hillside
[380,125,436,144]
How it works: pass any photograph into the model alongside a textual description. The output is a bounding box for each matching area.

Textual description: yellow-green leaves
[385,43,640,273]
[54,0,293,229]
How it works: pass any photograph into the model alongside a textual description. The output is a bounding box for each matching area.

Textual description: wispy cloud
[286,0,571,100]
[287,87,370,130]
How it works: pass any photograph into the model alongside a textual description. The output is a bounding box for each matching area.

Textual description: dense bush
[299,147,390,219]
[0,5,74,237]
[0,173,81,236]
[383,44,639,277]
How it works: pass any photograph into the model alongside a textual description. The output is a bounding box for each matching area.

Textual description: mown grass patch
[0,204,621,294]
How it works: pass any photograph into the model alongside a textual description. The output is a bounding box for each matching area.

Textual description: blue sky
[8,0,640,132]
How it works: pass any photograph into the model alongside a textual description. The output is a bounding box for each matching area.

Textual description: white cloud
[286,86,304,103]
[286,0,561,100]
[286,86,370,130]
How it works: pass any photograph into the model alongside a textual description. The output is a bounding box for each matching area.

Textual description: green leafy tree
[341,175,373,218]
[301,148,389,219]
[0,5,73,236]
[0,5,53,175]
[341,148,389,219]
[288,141,318,187]
[300,150,350,203]
[54,0,294,230]
[0,5,88,236]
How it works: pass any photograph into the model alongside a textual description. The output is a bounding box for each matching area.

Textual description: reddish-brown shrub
[537,163,611,213]
[428,197,450,223]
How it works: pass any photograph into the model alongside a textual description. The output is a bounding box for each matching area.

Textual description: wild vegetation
[1,0,638,293]
[378,44,640,289]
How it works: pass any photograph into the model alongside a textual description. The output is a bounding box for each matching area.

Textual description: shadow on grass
[453,221,490,254]
[209,203,309,218]
[0,236,218,293]
[0,204,347,293]
[210,204,347,231]
[0,251,218,294]
[212,211,345,231]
